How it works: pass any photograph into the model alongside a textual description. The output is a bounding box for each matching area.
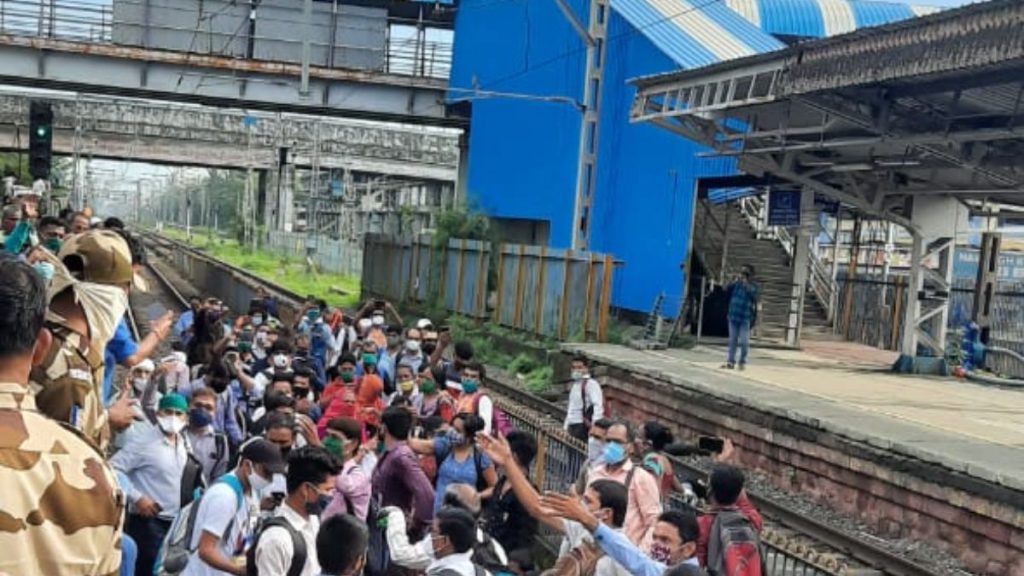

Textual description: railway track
[139,230,938,576]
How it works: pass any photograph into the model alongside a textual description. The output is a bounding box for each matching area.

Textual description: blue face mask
[603,441,626,465]
[188,407,213,428]
[461,379,479,394]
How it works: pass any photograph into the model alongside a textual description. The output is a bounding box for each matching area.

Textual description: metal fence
[0,0,452,80]
[361,234,618,341]
[495,397,834,575]
[265,230,363,278]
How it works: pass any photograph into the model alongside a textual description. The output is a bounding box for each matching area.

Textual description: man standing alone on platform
[723,265,758,371]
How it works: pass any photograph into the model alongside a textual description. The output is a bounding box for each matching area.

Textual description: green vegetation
[445,316,558,394]
[163,228,360,310]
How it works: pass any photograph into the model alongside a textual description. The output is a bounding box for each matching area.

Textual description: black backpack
[471,530,508,575]
[245,516,307,576]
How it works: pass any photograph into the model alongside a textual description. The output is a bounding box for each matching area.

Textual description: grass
[159,227,361,310]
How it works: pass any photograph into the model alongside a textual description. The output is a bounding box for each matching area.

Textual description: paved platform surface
[565,340,1024,492]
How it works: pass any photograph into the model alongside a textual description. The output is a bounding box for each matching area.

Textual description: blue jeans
[120,533,137,576]
[727,318,750,366]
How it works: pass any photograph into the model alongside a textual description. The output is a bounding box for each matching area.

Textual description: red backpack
[705,509,763,576]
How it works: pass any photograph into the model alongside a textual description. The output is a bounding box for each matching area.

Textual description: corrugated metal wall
[451,4,737,314]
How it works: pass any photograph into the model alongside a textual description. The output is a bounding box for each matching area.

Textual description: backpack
[156,474,245,576]
[245,516,307,576]
[705,509,763,576]
[471,530,510,575]
[473,394,513,437]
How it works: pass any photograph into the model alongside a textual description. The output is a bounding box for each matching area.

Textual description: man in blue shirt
[540,491,702,576]
[173,296,202,345]
[723,265,759,371]
[104,312,174,405]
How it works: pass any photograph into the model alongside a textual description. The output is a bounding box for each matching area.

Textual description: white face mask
[371,315,385,327]
[251,316,263,327]
[571,370,588,380]
[272,354,289,368]
[587,437,606,467]
[405,340,421,354]
[132,377,149,394]
[248,463,271,494]
[158,415,186,435]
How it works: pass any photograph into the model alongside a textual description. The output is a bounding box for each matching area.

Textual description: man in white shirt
[426,507,482,576]
[564,355,605,442]
[183,438,285,576]
[111,393,190,576]
[253,446,341,576]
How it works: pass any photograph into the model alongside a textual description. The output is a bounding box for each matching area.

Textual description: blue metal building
[449,0,937,313]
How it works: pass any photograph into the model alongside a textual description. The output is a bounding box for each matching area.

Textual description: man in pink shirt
[587,421,662,547]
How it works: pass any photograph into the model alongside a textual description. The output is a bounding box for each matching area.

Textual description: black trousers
[567,422,589,442]
[126,513,173,576]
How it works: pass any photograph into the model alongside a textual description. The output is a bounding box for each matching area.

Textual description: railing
[0,0,452,80]
[694,199,728,284]
[738,194,837,324]
[496,395,836,575]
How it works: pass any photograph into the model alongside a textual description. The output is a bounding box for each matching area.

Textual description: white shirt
[564,377,604,427]
[426,551,480,576]
[182,479,255,576]
[110,425,188,520]
[561,520,631,576]
[255,503,321,576]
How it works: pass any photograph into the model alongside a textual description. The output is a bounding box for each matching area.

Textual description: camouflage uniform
[0,381,125,575]
[29,230,131,451]
[30,321,110,451]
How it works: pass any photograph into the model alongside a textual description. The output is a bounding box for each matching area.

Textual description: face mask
[272,354,289,368]
[405,340,421,354]
[252,316,263,327]
[421,342,436,355]
[247,463,271,494]
[419,379,436,394]
[340,370,354,383]
[158,415,186,435]
[305,484,332,516]
[571,370,587,380]
[189,407,213,428]
[209,310,222,322]
[307,310,321,321]
[386,336,401,349]
[43,237,62,253]
[322,435,345,459]
[446,429,466,446]
[361,353,377,367]
[31,261,54,282]
[132,377,148,395]
[587,437,606,466]
[371,315,385,327]
[650,543,674,564]
[461,379,479,394]
[603,442,626,465]
[398,379,415,394]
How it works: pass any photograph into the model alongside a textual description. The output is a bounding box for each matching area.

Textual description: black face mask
[421,342,437,355]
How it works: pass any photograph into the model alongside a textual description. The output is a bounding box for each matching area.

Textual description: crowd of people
[0,192,765,576]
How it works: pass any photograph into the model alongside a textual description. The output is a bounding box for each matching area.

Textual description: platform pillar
[787,188,814,347]
[898,197,964,367]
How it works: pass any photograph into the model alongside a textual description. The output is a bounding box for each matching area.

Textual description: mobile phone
[373,299,385,309]
[698,436,725,454]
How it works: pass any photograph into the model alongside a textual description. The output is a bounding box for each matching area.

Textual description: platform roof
[629,0,1024,230]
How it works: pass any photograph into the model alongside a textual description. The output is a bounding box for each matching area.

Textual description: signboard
[767,189,801,227]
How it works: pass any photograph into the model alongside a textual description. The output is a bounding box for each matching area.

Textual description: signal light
[29,101,53,180]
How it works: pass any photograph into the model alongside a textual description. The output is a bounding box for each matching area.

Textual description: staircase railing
[695,200,729,284]
[738,195,837,323]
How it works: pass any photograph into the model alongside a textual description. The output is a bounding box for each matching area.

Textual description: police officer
[0,254,125,575]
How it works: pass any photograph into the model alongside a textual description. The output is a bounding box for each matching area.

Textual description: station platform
[565,340,1024,492]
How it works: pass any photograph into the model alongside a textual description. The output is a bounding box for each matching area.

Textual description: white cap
[162,351,187,365]
[133,359,155,373]
[416,318,434,330]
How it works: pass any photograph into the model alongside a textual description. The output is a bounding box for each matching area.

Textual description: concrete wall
[112,0,386,70]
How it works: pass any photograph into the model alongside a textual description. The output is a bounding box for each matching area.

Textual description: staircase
[693,197,835,343]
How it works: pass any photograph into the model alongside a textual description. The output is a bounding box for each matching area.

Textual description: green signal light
[36,126,49,138]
